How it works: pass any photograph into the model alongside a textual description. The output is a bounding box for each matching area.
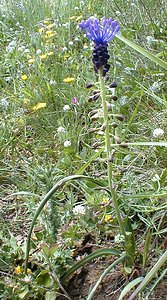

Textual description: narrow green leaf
[118,277,143,300]
[76,148,103,175]
[143,230,153,268]
[61,248,121,282]
[116,34,167,70]
[128,250,167,300]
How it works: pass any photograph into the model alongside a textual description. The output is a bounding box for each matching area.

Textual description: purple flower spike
[79,17,120,45]
[79,17,120,76]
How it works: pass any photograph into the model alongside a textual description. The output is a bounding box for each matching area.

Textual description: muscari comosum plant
[25,17,167,299]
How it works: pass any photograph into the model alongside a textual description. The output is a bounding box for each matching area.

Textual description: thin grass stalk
[86,253,128,300]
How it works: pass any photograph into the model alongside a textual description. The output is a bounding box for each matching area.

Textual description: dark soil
[57,259,167,300]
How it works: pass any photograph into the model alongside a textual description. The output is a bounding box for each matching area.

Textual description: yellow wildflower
[21,74,28,80]
[23,98,29,104]
[70,16,77,20]
[39,54,47,60]
[43,20,49,24]
[76,16,83,22]
[27,268,32,274]
[32,102,46,111]
[39,27,44,33]
[102,197,110,205]
[15,265,22,275]
[63,77,75,83]
[104,214,112,222]
[47,51,54,56]
[45,30,54,35]
[44,33,55,39]
[47,23,55,29]
[28,58,35,64]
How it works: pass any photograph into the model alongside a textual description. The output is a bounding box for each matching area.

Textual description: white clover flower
[114,234,125,243]
[63,104,70,111]
[153,128,164,138]
[1,98,9,108]
[152,174,160,182]
[57,126,66,133]
[64,140,71,147]
[69,41,74,46]
[49,80,57,85]
[73,205,86,216]
[23,275,32,283]
[62,47,68,52]
[36,49,42,54]
[24,49,30,53]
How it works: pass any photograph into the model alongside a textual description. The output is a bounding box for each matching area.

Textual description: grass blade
[116,34,167,70]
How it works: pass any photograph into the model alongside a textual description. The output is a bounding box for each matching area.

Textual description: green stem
[99,68,125,237]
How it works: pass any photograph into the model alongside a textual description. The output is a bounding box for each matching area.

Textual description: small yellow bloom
[63,77,75,83]
[23,98,29,104]
[27,268,32,274]
[45,30,54,35]
[32,102,46,111]
[104,214,112,222]
[102,197,110,205]
[43,20,49,24]
[47,23,55,29]
[76,16,83,22]
[39,27,45,33]
[39,54,47,60]
[28,58,35,64]
[21,74,28,80]
[15,265,22,275]
[70,16,77,20]
[47,51,54,56]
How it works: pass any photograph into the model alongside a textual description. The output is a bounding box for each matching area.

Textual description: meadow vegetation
[0,0,167,299]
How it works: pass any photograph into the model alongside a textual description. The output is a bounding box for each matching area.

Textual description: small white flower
[73,205,86,216]
[1,98,9,108]
[152,174,160,182]
[114,234,125,243]
[63,104,70,111]
[23,275,31,283]
[64,140,71,147]
[69,41,74,46]
[24,49,30,53]
[36,49,42,54]
[153,128,164,138]
[57,126,66,133]
[62,47,68,52]
[49,80,57,85]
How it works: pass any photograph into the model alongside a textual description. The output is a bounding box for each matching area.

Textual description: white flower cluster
[153,128,164,138]
[73,205,86,216]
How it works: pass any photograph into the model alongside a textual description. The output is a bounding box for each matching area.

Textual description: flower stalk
[99,68,126,237]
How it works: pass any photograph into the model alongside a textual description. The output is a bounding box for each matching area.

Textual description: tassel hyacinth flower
[79,17,126,238]
[79,17,120,76]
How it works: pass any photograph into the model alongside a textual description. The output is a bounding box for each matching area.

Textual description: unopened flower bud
[114,136,121,144]
[89,110,98,117]
[92,142,102,149]
[109,82,117,88]
[116,114,124,121]
[93,90,100,95]
[119,143,128,148]
[88,128,98,133]
[86,83,94,89]
[109,155,114,162]
[111,122,118,128]
[104,75,110,82]
[111,95,118,101]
